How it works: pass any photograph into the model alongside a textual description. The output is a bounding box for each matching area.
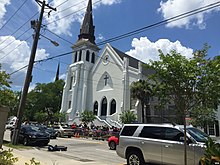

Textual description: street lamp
[40,34,59,46]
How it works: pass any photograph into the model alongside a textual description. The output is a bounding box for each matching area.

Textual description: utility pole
[12,0,56,145]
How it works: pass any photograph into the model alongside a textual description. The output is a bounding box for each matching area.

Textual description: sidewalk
[2,146,47,165]
[2,145,117,165]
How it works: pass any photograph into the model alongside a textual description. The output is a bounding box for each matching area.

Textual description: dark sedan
[38,125,58,139]
[11,125,50,146]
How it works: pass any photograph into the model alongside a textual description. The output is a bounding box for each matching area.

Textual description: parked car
[53,124,74,138]
[116,123,209,165]
[5,121,16,129]
[108,135,119,150]
[11,125,50,146]
[37,125,58,139]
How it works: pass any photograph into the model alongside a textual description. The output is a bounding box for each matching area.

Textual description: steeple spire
[78,0,95,44]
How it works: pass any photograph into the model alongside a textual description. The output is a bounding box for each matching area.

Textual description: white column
[81,65,89,112]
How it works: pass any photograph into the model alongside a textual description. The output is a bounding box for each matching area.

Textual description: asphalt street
[3,129,126,165]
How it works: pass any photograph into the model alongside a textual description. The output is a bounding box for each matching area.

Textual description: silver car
[53,124,74,138]
[116,123,208,165]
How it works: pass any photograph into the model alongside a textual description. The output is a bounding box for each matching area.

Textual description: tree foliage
[119,110,137,124]
[0,64,13,106]
[130,79,155,123]
[80,110,96,125]
[144,45,220,125]
[25,79,65,123]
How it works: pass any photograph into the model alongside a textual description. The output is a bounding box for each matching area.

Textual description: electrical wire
[0,28,32,55]
[0,12,38,46]
[45,0,101,26]
[0,0,29,31]
[8,1,220,76]
[44,28,73,45]
[0,35,32,61]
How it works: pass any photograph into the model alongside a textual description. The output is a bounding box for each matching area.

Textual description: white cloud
[0,36,49,86]
[0,0,11,27]
[45,0,121,35]
[158,0,220,29]
[126,37,193,63]
[60,73,66,80]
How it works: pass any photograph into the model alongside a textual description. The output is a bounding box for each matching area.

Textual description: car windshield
[62,124,71,129]
[186,127,209,143]
[24,125,40,132]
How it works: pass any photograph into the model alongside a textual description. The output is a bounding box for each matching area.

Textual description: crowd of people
[71,122,120,139]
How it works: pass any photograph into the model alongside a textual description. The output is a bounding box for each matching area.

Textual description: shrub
[0,148,18,165]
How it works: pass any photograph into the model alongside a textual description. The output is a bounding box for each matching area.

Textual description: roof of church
[78,0,95,44]
[112,47,139,69]
[112,46,155,76]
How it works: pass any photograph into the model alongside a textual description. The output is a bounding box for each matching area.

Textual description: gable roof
[112,46,156,76]
[112,47,139,69]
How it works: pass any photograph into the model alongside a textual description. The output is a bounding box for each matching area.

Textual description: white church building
[60,0,155,126]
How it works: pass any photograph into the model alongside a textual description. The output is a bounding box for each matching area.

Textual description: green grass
[3,140,32,150]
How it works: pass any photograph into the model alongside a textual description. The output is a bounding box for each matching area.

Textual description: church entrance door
[101,97,107,116]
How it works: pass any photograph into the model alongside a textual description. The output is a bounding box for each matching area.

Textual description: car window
[186,127,208,143]
[139,126,164,139]
[163,128,184,141]
[121,126,138,136]
[53,126,60,129]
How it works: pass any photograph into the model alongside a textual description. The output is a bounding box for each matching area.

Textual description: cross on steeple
[104,75,109,86]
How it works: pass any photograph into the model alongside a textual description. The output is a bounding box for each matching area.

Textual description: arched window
[93,101,98,115]
[86,50,90,62]
[110,99,116,115]
[101,97,107,116]
[79,50,82,61]
[91,52,95,63]
[74,52,77,62]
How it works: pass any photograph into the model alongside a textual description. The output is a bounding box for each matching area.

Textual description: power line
[0,35,32,61]
[0,0,29,31]
[44,28,73,45]
[53,0,87,16]
[9,1,220,76]
[97,1,220,45]
[55,0,70,8]
[0,12,38,46]
[0,28,32,55]
[45,0,101,26]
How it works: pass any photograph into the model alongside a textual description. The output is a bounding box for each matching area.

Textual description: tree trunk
[141,102,145,123]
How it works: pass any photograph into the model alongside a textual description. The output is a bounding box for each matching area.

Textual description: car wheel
[109,141,116,150]
[57,132,61,137]
[68,135,72,138]
[23,137,29,146]
[127,151,145,165]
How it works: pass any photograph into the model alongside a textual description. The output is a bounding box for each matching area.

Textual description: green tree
[0,64,12,106]
[34,111,48,123]
[130,79,155,123]
[80,110,96,125]
[144,45,220,126]
[144,46,220,165]
[119,110,137,124]
[25,79,65,123]
[51,112,66,123]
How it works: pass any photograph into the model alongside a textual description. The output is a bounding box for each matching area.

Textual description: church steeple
[78,0,95,44]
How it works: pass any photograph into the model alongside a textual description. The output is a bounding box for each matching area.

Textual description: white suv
[116,123,209,165]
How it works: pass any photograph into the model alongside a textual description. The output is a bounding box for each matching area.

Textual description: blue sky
[0,0,220,91]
